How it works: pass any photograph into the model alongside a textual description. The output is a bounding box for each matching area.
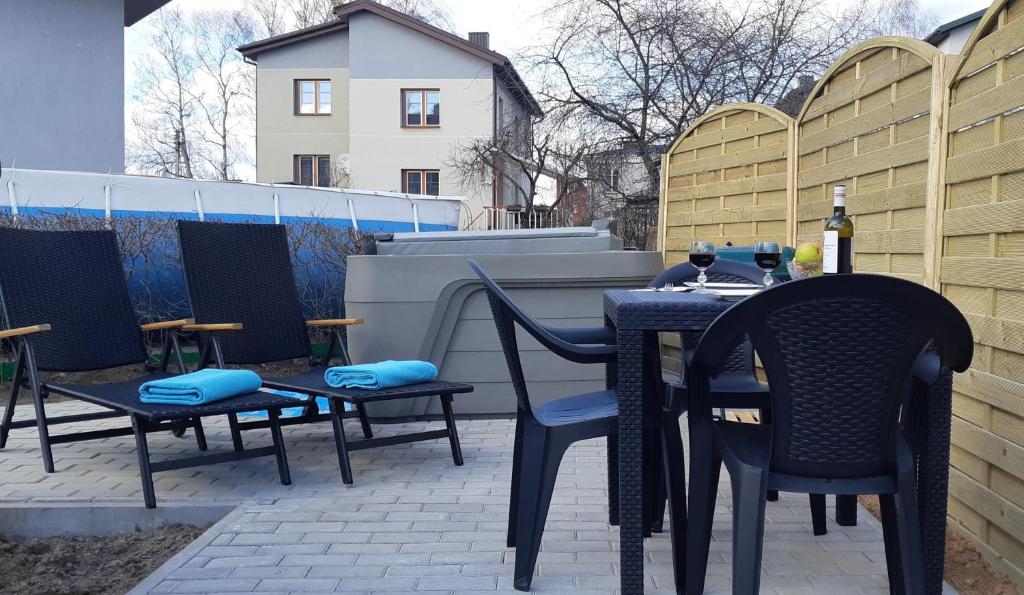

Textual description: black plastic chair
[470,260,674,591]
[681,274,973,594]
[176,221,471,485]
[0,228,295,508]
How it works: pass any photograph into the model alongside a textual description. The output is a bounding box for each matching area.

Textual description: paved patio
[0,399,953,594]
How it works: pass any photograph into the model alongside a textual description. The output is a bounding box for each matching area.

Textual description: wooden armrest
[0,324,52,339]
[140,318,195,332]
[306,319,364,327]
[181,323,244,332]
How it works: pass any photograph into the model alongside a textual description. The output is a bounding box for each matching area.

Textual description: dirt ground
[859,496,1023,595]
[0,524,208,595]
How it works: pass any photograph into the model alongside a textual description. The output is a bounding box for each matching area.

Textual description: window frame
[401,89,441,128]
[401,169,441,196]
[295,79,332,116]
[294,155,332,187]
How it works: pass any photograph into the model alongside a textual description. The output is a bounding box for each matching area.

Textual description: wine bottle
[823,185,854,274]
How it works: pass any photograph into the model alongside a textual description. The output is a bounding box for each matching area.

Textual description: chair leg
[836,494,858,526]
[227,413,244,452]
[130,415,158,509]
[24,353,54,473]
[809,493,828,536]
[513,424,565,592]
[0,344,25,449]
[508,411,525,548]
[894,472,925,595]
[728,461,769,595]
[607,433,619,526]
[267,409,291,486]
[192,417,208,451]
[685,428,721,595]
[355,402,373,439]
[758,407,779,502]
[440,393,463,466]
[327,398,354,485]
[879,494,905,595]
[661,412,687,594]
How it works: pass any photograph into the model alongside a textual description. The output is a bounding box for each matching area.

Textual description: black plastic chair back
[650,259,765,376]
[469,260,610,418]
[0,228,148,372]
[693,274,973,479]
[176,221,310,364]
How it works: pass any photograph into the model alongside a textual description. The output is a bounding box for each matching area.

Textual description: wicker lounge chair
[0,228,295,508]
[175,220,472,484]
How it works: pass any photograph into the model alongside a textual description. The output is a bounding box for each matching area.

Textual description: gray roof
[125,0,172,26]
[923,9,986,46]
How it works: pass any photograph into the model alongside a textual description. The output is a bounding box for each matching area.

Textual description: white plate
[709,288,762,297]
[684,281,763,289]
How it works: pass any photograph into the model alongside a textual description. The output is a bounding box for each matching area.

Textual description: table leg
[617,328,646,594]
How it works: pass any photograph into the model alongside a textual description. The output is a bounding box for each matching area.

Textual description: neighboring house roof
[125,0,172,26]
[238,0,541,116]
[924,9,986,46]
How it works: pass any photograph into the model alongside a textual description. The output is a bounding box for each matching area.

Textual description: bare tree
[530,0,934,213]
[293,0,338,29]
[449,108,597,215]
[129,8,203,178]
[246,0,287,37]
[192,10,258,180]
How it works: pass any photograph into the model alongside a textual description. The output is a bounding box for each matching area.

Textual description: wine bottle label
[823,230,839,274]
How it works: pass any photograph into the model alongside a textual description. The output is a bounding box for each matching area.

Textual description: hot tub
[344,227,663,417]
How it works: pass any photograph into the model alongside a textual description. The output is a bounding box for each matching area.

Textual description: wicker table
[603,288,954,594]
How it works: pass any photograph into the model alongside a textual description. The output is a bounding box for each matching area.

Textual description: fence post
[924,53,952,291]
[7,179,18,223]
[786,116,798,248]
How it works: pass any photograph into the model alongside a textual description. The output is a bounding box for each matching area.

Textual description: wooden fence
[657,0,1024,583]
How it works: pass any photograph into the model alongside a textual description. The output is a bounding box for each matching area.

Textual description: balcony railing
[467,205,573,231]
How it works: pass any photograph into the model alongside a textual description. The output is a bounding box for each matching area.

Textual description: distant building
[0,1,170,173]
[924,9,986,54]
[238,0,541,224]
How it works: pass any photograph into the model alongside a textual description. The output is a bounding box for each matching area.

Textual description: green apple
[794,242,822,266]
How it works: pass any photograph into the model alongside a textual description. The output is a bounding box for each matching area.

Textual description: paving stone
[0,409,959,594]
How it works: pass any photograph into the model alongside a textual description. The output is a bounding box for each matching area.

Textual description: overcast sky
[126,0,993,68]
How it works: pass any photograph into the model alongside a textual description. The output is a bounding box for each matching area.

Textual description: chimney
[468,32,490,50]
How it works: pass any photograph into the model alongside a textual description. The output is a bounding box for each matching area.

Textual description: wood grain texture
[0,324,51,339]
[943,1,1024,584]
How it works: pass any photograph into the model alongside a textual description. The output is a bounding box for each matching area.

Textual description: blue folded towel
[140,369,262,406]
[324,360,438,390]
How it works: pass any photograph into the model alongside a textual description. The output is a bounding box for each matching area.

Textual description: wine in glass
[688,241,716,293]
[754,240,782,287]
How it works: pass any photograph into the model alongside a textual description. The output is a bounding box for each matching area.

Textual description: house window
[295,155,332,187]
[608,169,620,190]
[402,169,440,195]
[296,80,332,115]
[403,90,440,127]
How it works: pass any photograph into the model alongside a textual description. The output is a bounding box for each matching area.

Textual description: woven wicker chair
[681,274,973,595]
[0,228,295,508]
[175,221,472,485]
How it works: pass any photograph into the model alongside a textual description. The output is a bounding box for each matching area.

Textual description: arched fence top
[948,0,1022,85]
[795,36,942,126]
[665,103,793,157]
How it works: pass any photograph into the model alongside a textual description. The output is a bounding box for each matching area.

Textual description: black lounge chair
[470,259,682,591]
[681,273,973,594]
[0,228,294,508]
[175,220,472,484]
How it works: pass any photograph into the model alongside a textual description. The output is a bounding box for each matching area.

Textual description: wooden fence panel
[942,0,1024,584]
[661,104,793,268]
[794,38,943,285]
[659,104,793,371]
